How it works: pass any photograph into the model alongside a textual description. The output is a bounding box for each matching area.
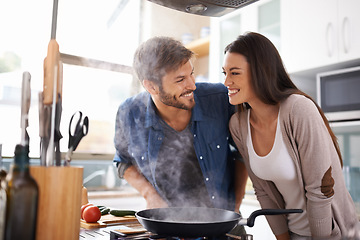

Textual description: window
[0,0,142,157]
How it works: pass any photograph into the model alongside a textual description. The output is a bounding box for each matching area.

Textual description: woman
[223,32,360,239]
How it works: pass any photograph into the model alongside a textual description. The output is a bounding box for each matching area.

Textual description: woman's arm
[234,160,248,212]
[276,232,290,240]
[289,96,335,236]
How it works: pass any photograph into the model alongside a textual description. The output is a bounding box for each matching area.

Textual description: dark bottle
[0,143,7,240]
[4,144,38,240]
[0,167,6,240]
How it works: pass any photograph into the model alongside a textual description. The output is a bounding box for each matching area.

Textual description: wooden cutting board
[80,215,139,229]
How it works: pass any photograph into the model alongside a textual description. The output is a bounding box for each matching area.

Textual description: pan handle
[246,209,303,227]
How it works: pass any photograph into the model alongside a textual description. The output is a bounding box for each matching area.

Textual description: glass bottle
[0,144,6,240]
[4,144,38,240]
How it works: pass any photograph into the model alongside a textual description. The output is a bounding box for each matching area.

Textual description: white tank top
[247,109,311,236]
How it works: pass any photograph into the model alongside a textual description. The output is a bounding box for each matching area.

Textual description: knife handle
[43,39,60,105]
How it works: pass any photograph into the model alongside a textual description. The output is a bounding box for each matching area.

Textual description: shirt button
[194,134,197,137]
[211,196,215,199]
[205,178,209,181]
[158,137,162,141]
[199,156,203,160]
[141,156,145,160]
[131,152,134,156]
[216,145,220,149]
[226,137,229,140]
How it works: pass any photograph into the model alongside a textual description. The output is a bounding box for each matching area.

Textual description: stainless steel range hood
[147,0,259,17]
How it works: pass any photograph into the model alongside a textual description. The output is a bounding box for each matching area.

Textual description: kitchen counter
[81,193,275,240]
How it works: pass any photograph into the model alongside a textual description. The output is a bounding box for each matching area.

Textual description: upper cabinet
[283,0,360,73]
[185,37,210,81]
[338,0,360,62]
[185,37,210,58]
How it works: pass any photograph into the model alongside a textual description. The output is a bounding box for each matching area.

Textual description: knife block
[30,166,83,240]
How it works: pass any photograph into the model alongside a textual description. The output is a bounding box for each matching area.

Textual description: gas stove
[79,225,253,240]
[109,230,229,240]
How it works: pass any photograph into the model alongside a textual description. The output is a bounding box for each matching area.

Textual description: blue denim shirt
[113,83,241,210]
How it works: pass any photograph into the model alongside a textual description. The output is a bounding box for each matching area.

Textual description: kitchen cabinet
[338,0,360,62]
[185,37,210,81]
[185,37,210,58]
[284,0,360,73]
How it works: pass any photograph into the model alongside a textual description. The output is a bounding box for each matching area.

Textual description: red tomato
[81,203,93,219]
[83,205,101,223]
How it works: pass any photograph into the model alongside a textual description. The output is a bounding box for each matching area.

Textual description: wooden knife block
[30,166,83,240]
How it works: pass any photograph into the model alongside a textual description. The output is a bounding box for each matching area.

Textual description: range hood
[147,0,259,17]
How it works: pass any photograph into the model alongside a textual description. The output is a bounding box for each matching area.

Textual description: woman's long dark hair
[225,32,343,166]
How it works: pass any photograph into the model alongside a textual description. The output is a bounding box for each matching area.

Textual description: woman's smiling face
[222,52,256,106]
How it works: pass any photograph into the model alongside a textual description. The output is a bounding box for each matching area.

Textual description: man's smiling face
[158,60,196,110]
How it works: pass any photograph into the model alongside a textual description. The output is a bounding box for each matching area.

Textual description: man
[113,36,248,214]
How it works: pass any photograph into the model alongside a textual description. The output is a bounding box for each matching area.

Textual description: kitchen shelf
[185,36,210,58]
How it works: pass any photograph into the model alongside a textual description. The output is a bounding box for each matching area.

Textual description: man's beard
[158,86,195,110]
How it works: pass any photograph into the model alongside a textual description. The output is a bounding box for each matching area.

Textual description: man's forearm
[123,165,168,208]
[123,165,157,199]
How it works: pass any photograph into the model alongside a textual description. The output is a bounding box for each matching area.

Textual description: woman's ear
[143,79,159,95]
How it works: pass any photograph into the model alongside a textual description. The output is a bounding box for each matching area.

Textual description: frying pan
[136,207,303,237]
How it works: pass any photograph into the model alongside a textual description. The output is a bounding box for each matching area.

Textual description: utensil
[64,111,89,166]
[136,207,303,237]
[40,0,63,166]
[20,72,31,146]
[54,92,63,166]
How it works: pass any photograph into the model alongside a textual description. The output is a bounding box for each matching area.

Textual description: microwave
[317,66,360,122]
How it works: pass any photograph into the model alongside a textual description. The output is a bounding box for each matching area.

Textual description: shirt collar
[144,95,161,129]
[191,92,205,122]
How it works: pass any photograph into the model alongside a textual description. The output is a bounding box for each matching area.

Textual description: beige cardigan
[230,94,359,239]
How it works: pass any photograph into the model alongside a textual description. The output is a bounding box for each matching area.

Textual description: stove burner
[110,230,209,240]
[110,230,253,240]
